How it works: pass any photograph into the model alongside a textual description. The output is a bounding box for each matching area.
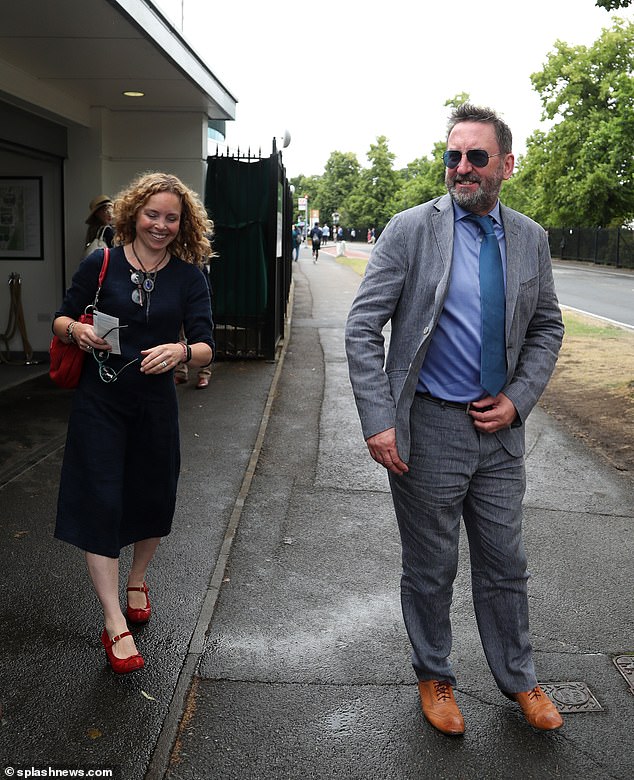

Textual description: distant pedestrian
[336,226,346,257]
[321,223,330,245]
[292,224,302,262]
[84,195,114,257]
[310,222,323,262]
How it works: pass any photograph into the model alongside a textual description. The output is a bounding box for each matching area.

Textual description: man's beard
[446,167,504,213]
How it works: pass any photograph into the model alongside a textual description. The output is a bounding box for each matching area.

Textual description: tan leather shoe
[418,680,465,736]
[513,686,563,730]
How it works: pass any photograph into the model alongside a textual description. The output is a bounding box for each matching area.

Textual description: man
[345,104,564,736]
[292,224,302,262]
[310,221,323,262]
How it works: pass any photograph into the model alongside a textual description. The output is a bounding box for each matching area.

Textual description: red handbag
[49,248,110,388]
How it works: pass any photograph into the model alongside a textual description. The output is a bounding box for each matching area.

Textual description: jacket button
[423,326,430,335]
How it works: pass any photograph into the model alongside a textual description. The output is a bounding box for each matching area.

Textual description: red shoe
[101,629,144,674]
[196,376,209,389]
[126,582,151,624]
[174,374,187,385]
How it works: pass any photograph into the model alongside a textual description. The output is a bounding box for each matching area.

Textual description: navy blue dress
[54,246,214,558]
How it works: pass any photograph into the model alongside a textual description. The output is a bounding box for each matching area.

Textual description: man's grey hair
[447,103,513,154]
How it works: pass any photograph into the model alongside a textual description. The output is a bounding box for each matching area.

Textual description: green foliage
[512,19,634,227]
[318,151,361,225]
[595,0,631,9]
[345,136,401,228]
[289,19,634,232]
[289,173,321,223]
[390,140,446,213]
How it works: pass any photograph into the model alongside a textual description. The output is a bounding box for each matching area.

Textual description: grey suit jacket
[345,194,564,462]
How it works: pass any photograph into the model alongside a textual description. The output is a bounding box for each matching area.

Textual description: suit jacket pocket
[495,425,525,458]
[512,274,539,324]
[387,368,408,404]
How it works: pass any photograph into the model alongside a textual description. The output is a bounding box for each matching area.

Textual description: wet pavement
[1,244,633,779]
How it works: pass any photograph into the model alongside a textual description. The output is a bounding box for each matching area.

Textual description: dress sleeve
[182,265,214,351]
[54,251,105,321]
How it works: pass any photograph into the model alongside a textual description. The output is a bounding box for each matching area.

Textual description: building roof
[0,0,237,127]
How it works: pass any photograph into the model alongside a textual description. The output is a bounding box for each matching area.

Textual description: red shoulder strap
[98,247,110,286]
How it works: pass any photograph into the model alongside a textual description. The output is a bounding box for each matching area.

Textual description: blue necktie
[469,214,506,396]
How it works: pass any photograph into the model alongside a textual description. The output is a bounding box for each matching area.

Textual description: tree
[289,173,322,226]
[595,0,631,9]
[318,151,361,227]
[510,19,634,227]
[345,136,401,230]
[390,140,446,213]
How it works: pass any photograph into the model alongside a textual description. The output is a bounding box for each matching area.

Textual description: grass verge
[337,252,633,473]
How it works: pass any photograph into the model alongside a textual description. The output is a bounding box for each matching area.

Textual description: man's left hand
[469,393,518,432]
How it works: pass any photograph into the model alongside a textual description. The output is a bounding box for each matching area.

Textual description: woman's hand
[140,343,183,374]
[71,321,111,354]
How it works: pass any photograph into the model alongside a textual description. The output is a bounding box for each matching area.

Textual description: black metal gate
[205,144,293,360]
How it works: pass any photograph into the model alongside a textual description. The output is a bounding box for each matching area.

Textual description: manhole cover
[613,655,634,694]
[539,682,603,713]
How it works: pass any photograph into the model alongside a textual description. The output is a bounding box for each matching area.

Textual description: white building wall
[0,106,210,355]
[64,107,208,287]
[0,142,65,355]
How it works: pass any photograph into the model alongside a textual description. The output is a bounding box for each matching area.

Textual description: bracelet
[66,321,77,344]
[179,343,192,363]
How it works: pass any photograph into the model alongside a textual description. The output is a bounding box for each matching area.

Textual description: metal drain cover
[613,655,634,694]
[539,682,603,713]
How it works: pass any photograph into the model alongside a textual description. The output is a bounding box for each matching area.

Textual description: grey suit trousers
[389,394,538,694]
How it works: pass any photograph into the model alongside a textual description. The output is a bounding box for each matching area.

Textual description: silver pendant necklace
[130,242,168,320]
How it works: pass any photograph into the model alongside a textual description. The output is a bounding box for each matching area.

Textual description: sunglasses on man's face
[443,149,504,169]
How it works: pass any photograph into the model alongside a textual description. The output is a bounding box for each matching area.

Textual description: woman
[52,172,214,674]
[84,194,115,253]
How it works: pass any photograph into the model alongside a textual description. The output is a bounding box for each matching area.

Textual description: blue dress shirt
[417,201,507,402]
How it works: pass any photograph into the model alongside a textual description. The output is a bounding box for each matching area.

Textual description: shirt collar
[454,200,502,227]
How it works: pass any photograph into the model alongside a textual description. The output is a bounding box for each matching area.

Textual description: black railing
[205,144,293,360]
[547,226,634,269]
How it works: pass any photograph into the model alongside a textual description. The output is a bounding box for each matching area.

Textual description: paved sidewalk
[0,246,632,780]
[163,249,634,779]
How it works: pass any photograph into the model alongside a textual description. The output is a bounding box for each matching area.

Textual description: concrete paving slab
[166,680,624,780]
[173,254,634,780]
[2,249,633,780]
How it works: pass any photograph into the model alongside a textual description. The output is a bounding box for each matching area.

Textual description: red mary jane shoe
[101,629,144,674]
[126,582,151,624]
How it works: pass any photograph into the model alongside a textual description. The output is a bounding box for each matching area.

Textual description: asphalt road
[552,262,634,329]
[338,242,634,329]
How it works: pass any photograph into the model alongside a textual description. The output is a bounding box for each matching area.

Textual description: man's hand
[366,427,409,475]
[469,393,518,432]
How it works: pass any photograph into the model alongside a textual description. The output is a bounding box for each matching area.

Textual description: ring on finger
[160,360,168,368]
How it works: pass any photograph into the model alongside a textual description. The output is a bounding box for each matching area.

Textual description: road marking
[561,305,634,332]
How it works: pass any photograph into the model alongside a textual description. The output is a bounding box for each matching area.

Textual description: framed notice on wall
[0,177,43,259]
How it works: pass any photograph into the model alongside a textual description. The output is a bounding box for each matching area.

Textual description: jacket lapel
[431,194,455,271]
[500,204,521,336]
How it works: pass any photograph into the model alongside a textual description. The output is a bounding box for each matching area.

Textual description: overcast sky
[155,0,632,179]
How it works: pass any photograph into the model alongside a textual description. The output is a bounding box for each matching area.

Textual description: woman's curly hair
[112,172,213,265]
